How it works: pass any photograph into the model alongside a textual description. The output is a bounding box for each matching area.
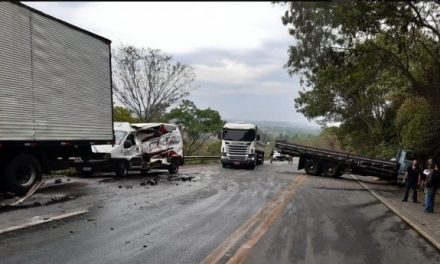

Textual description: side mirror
[218,132,222,140]
[124,140,132,149]
[256,135,261,141]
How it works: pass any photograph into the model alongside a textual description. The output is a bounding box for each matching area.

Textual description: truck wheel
[168,159,179,174]
[4,154,42,195]
[115,161,129,177]
[323,163,339,177]
[304,160,320,175]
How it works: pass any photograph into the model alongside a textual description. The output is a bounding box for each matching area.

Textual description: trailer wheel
[4,154,42,195]
[115,161,129,178]
[168,159,179,174]
[323,163,340,177]
[304,160,320,175]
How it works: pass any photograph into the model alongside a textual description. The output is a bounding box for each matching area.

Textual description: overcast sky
[23,2,319,128]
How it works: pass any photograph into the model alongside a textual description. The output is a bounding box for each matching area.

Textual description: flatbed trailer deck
[275,141,412,181]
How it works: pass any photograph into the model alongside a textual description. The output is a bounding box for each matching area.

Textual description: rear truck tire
[304,160,320,175]
[4,154,42,195]
[168,159,179,174]
[115,161,129,178]
[322,163,340,177]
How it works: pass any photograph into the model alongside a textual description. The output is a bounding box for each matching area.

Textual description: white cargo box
[0,2,113,142]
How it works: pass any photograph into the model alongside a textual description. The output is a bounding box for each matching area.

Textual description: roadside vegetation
[277,1,440,160]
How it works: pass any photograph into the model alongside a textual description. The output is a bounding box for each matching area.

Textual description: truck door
[122,133,138,157]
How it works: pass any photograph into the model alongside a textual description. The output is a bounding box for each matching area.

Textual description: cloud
[21,1,319,127]
[23,2,290,54]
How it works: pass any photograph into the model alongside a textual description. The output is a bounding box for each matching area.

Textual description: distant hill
[225,119,321,136]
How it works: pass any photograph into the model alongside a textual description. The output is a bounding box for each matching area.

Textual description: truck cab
[74,122,183,177]
[219,122,265,169]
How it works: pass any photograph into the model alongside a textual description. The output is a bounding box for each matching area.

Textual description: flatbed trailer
[275,141,414,182]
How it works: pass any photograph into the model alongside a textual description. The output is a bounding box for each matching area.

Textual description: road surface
[0,161,439,264]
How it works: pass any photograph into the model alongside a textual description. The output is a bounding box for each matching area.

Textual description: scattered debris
[147,179,158,186]
[2,181,44,208]
[126,241,130,244]
[87,218,94,222]
[70,230,74,234]
[67,178,71,182]
[110,227,114,231]
[140,182,146,186]
[33,201,42,206]
[118,186,122,189]
[143,245,147,248]
[125,185,133,189]
[54,179,62,184]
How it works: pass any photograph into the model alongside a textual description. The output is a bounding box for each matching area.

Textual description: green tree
[276,1,440,157]
[113,106,139,123]
[163,100,225,155]
[396,97,440,155]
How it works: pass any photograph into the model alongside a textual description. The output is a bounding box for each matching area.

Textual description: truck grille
[227,144,248,156]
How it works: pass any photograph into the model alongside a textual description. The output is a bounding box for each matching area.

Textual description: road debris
[55,179,62,184]
[0,181,44,209]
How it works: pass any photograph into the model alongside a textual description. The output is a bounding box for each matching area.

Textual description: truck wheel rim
[17,165,36,187]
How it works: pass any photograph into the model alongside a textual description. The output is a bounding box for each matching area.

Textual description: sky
[22,2,319,128]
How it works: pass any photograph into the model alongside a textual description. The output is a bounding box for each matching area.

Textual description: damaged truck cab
[73,122,184,177]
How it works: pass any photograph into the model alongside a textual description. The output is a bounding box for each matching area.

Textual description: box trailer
[0,2,113,194]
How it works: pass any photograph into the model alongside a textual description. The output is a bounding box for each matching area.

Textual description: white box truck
[219,122,265,169]
[73,122,184,177]
[0,2,113,194]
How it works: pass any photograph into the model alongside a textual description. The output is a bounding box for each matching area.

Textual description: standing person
[424,162,440,213]
[270,149,274,164]
[402,159,421,203]
[421,158,433,206]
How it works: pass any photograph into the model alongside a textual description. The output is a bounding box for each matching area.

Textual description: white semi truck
[0,2,113,194]
[219,122,265,169]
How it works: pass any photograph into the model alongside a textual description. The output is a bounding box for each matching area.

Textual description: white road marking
[0,209,88,235]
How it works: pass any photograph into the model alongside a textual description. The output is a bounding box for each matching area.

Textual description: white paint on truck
[219,122,265,169]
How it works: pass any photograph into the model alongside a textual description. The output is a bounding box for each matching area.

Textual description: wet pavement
[0,161,439,264]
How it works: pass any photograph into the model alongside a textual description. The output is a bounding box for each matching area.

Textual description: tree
[276,1,440,157]
[278,1,440,107]
[112,45,197,122]
[162,100,225,155]
[113,106,139,123]
[396,97,440,156]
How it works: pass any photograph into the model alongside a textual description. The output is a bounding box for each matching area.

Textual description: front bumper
[221,154,255,166]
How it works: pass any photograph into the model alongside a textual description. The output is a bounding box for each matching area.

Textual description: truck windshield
[114,130,127,145]
[222,129,256,141]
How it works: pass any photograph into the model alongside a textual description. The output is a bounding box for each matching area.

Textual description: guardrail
[184,156,221,160]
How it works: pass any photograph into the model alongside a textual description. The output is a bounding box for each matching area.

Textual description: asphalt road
[0,161,439,264]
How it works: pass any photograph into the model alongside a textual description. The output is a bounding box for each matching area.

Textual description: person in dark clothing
[402,159,421,203]
[424,162,440,213]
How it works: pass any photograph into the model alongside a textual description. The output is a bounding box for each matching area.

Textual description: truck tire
[4,154,42,195]
[115,161,129,178]
[323,163,339,177]
[168,159,179,174]
[304,160,320,175]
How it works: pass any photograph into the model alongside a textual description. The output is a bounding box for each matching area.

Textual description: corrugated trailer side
[0,2,114,195]
[0,1,113,142]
